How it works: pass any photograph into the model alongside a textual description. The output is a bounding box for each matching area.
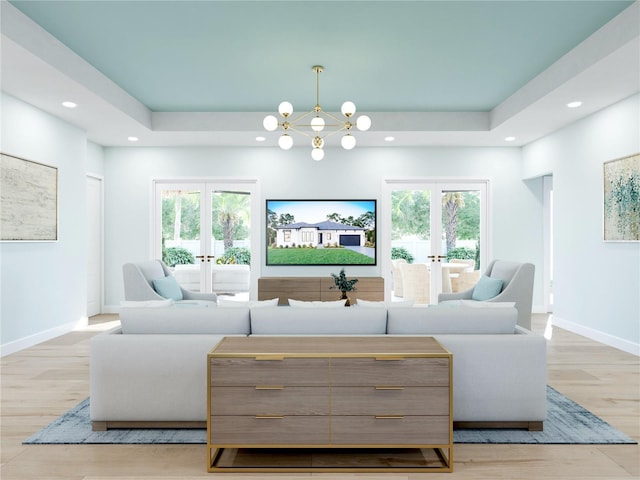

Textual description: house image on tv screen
[275,220,366,248]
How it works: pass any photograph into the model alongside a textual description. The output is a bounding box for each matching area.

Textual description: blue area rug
[23,386,636,445]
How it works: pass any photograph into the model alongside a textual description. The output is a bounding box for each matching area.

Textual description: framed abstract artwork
[1,153,58,241]
[603,153,639,242]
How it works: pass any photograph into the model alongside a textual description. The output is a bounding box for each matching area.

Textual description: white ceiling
[1,1,639,149]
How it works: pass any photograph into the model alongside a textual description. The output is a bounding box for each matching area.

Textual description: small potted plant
[329,268,358,307]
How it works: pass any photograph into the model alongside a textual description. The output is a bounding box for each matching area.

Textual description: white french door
[382,179,489,303]
[152,179,259,299]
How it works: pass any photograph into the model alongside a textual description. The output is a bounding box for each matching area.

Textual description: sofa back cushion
[386,305,517,334]
[120,306,250,334]
[250,306,387,335]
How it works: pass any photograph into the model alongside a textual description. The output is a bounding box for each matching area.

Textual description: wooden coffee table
[207,336,453,472]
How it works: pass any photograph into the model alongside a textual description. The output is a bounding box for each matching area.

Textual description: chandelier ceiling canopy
[263,66,371,161]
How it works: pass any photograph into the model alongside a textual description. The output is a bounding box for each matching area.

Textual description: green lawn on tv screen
[267,248,374,265]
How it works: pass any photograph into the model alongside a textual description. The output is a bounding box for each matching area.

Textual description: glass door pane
[159,186,205,292]
[209,188,252,299]
[391,188,433,304]
[440,189,482,294]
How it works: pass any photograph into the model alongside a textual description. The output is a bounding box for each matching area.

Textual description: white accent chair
[391,258,407,297]
[438,259,535,330]
[451,269,481,293]
[400,262,430,304]
[122,259,218,302]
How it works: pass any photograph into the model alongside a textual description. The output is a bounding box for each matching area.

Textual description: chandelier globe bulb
[311,148,325,161]
[341,134,356,150]
[311,116,325,132]
[278,134,293,150]
[341,101,356,117]
[263,115,278,131]
[278,101,293,117]
[356,115,371,131]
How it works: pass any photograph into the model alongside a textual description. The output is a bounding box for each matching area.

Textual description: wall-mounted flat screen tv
[266,199,376,266]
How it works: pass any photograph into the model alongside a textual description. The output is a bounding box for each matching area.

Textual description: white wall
[87,141,105,176]
[523,93,640,354]
[103,145,544,307]
[1,93,89,355]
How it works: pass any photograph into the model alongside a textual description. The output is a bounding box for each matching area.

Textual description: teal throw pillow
[471,275,503,301]
[152,275,183,301]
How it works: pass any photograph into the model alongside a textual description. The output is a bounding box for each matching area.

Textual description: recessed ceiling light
[255,136,266,142]
[567,101,582,108]
[61,101,77,108]
[385,136,395,142]
[127,136,139,142]
[504,136,516,142]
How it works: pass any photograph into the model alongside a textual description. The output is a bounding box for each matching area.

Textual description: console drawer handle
[375,357,405,361]
[255,386,285,390]
[255,415,284,419]
[255,356,284,361]
[375,386,405,390]
[375,415,405,419]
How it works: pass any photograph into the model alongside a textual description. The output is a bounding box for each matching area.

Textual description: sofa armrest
[90,331,234,422]
[181,289,218,302]
[438,289,473,302]
[433,333,547,422]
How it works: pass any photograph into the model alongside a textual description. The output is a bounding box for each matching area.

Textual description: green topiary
[446,247,475,263]
[217,247,251,265]
[163,247,195,267]
[391,246,414,264]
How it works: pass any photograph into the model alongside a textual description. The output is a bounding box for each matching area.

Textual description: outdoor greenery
[446,247,474,260]
[391,246,414,263]
[161,189,250,250]
[163,247,195,267]
[267,247,374,265]
[216,247,251,265]
[391,190,479,244]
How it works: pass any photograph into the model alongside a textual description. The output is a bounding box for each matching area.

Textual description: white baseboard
[532,304,547,314]
[0,317,87,357]
[102,304,120,314]
[551,315,640,356]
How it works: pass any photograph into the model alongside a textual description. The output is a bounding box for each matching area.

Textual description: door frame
[86,173,104,316]
[382,177,490,302]
[543,175,553,313]
[151,177,260,300]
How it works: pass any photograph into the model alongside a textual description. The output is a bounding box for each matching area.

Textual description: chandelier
[263,65,371,161]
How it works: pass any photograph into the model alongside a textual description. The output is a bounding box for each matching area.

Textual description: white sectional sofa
[90,303,547,431]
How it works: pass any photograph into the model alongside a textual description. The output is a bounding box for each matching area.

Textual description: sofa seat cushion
[120,306,250,334]
[250,306,387,335]
[386,305,517,334]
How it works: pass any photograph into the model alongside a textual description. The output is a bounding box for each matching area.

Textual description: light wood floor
[1,314,638,479]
